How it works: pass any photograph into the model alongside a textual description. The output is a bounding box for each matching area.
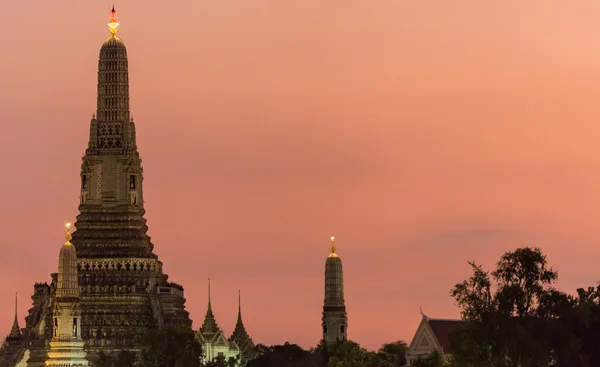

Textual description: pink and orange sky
[3,0,600,351]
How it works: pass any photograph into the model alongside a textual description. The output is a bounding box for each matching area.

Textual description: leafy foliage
[412,350,444,367]
[135,325,202,367]
[90,325,201,367]
[448,247,600,367]
[244,339,405,367]
[449,248,561,367]
[377,340,408,367]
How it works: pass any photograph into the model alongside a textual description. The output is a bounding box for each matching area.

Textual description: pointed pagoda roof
[229,290,255,358]
[199,278,220,336]
[8,293,20,338]
[229,290,251,341]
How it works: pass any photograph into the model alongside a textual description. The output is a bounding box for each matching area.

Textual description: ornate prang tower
[322,237,348,346]
[0,8,191,366]
[45,224,88,366]
[72,5,191,348]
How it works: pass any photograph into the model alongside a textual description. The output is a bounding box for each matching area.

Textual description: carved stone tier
[71,206,154,259]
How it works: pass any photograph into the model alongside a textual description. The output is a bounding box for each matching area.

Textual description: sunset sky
[3,0,600,351]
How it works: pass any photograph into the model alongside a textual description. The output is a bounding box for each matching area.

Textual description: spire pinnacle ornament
[108,6,119,36]
[65,223,72,242]
[328,236,338,258]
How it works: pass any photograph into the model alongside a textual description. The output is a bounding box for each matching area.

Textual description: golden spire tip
[108,6,119,36]
[330,236,336,254]
[65,223,72,242]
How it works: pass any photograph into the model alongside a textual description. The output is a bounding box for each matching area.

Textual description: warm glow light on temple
[108,7,119,35]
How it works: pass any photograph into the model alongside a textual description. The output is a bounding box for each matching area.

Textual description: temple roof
[199,278,221,337]
[229,291,254,354]
[8,293,20,338]
[426,318,462,353]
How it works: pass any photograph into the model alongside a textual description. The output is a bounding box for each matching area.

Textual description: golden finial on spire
[108,6,119,36]
[328,236,338,258]
[65,223,72,242]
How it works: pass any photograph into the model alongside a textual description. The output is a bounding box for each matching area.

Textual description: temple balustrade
[77,258,162,273]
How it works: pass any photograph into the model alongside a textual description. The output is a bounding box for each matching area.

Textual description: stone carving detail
[129,190,138,205]
[80,191,88,204]
[116,169,121,198]
[96,165,102,199]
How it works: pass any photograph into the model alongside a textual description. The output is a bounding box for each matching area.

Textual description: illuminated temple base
[45,340,88,367]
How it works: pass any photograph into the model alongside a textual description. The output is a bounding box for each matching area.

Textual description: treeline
[91,330,408,367]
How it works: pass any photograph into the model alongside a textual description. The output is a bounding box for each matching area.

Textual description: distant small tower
[322,236,348,346]
[46,223,89,366]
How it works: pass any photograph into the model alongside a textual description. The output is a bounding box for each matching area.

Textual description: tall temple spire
[85,5,135,157]
[9,293,20,338]
[65,7,191,353]
[322,236,348,346]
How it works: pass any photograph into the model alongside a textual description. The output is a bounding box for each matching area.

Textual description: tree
[245,342,310,367]
[450,247,564,367]
[378,340,408,366]
[327,340,395,367]
[412,351,444,367]
[90,351,136,367]
[135,325,202,367]
[306,339,329,367]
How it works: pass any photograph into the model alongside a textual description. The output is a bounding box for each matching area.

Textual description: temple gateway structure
[0,8,191,367]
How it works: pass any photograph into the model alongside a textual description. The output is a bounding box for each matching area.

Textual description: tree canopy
[90,325,202,367]
[245,339,406,367]
[449,247,600,367]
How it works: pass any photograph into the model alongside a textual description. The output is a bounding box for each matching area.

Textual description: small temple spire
[208,278,212,311]
[108,6,119,36]
[9,293,20,337]
[322,235,347,346]
[200,278,220,335]
[56,223,79,298]
[229,289,255,362]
